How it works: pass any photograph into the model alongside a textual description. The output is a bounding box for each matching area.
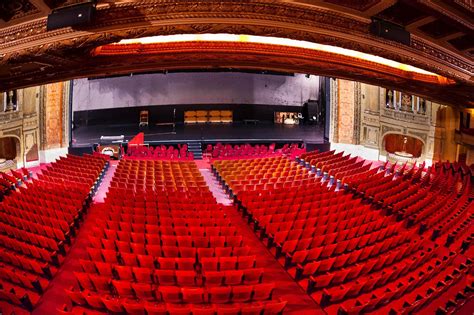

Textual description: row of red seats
[125,144,194,160]
[63,291,286,315]
[0,154,106,312]
[215,151,474,314]
[65,159,286,314]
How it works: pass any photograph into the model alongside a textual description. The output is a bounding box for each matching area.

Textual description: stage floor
[72,122,325,147]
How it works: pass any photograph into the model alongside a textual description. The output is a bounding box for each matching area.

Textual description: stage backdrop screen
[72,72,320,111]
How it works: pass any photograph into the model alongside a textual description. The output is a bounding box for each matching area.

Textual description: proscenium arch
[1,1,473,106]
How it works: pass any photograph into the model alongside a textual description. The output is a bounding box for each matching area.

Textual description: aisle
[31,162,117,314]
[198,160,232,205]
[198,161,323,314]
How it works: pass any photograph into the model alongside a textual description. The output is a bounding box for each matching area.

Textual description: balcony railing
[0,111,23,124]
[382,108,429,124]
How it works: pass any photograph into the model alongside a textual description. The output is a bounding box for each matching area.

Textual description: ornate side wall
[330,79,456,165]
[0,81,69,170]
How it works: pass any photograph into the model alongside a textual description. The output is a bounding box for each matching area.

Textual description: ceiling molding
[0,0,472,107]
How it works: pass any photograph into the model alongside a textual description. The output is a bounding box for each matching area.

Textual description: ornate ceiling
[0,0,473,107]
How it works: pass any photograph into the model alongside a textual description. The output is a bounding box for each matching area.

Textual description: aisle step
[188,141,203,160]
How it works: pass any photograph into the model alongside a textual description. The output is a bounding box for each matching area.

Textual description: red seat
[89,274,110,292]
[112,280,134,297]
[102,296,124,313]
[159,286,182,303]
[201,257,218,271]
[220,257,237,270]
[232,285,253,303]
[264,300,287,314]
[137,254,155,268]
[176,270,196,286]
[176,257,195,270]
[65,288,87,305]
[84,291,105,309]
[155,270,176,285]
[115,265,134,280]
[209,286,231,303]
[204,271,224,286]
[243,268,263,284]
[225,270,244,285]
[158,257,176,270]
[122,252,139,266]
[182,287,205,304]
[253,283,275,301]
[74,272,94,290]
[122,299,146,315]
[132,282,154,300]
[133,267,153,284]
[144,301,167,315]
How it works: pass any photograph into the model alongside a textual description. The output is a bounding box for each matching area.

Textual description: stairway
[187,141,203,160]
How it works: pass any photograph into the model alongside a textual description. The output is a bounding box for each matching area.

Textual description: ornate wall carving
[337,79,356,144]
[333,80,450,163]
[0,87,40,169]
[42,83,64,150]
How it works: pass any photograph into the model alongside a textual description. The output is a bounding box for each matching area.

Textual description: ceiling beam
[29,0,52,14]
[405,16,437,32]
[440,31,465,42]
[362,0,398,17]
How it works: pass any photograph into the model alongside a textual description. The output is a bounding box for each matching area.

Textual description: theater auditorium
[0,1,473,314]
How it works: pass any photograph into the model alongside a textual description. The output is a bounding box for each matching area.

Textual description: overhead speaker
[47,2,95,31]
[369,18,410,46]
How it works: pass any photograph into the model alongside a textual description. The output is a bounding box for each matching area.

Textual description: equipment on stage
[96,135,124,159]
[139,111,149,127]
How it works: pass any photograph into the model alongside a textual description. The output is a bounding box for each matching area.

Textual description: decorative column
[329,78,339,143]
[5,91,14,112]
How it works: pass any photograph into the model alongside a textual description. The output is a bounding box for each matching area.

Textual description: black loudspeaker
[47,3,95,31]
[369,18,410,45]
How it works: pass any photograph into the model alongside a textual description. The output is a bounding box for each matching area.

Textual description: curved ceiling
[1,0,473,107]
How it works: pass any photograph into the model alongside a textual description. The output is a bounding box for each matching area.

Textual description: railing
[381,108,429,124]
[0,111,23,124]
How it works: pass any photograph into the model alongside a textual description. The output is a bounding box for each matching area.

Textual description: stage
[71,122,326,147]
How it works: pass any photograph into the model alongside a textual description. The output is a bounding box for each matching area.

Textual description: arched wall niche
[382,133,424,158]
[0,136,21,171]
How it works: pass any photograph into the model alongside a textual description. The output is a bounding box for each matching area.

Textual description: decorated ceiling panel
[0,0,473,107]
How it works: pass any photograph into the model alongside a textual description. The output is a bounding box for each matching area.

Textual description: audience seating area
[0,154,106,313]
[125,144,194,160]
[1,148,473,314]
[63,160,287,314]
[204,143,305,160]
[213,152,473,315]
